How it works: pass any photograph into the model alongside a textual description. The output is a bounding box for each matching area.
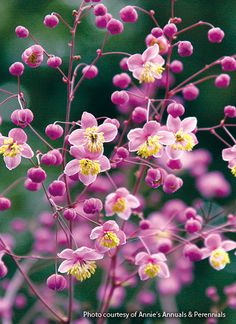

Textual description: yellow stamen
[144,263,160,278]
[28,53,38,64]
[68,261,97,281]
[101,231,120,248]
[79,159,100,176]
[172,130,195,151]
[112,197,126,213]
[210,248,230,271]
[139,62,165,83]
[84,126,104,153]
[137,135,162,159]
[0,138,22,157]
[230,165,236,177]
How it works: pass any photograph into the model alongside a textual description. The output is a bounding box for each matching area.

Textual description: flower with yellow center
[84,126,105,153]
[0,138,22,157]
[140,62,165,83]
[79,159,100,176]
[112,197,127,213]
[137,135,162,159]
[67,261,97,282]
[144,263,160,278]
[172,130,195,151]
[100,231,120,248]
[209,248,230,271]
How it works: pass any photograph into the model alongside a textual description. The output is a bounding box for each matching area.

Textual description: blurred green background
[0,0,236,323]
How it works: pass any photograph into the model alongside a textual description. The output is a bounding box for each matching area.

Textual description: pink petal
[200,247,211,260]
[117,207,131,220]
[138,264,149,280]
[142,44,159,62]
[127,128,145,151]
[166,115,181,133]
[204,234,222,251]
[151,55,165,66]
[82,249,104,261]
[143,121,160,136]
[81,112,97,129]
[99,155,111,172]
[4,155,21,170]
[165,146,183,159]
[21,143,34,158]
[152,253,167,262]
[133,67,144,80]
[64,159,80,176]
[98,123,118,142]
[58,259,74,273]
[181,117,197,133]
[103,220,119,232]
[126,194,140,208]
[90,226,103,240]
[116,187,130,197]
[79,173,97,186]
[221,240,236,252]
[135,251,149,265]
[158,130,175,145]
[222,147,235,162]
[158,262,170,278]
[58,248,74,259]
[127,54,143,71]
[70,146,86,159]
[68,129,85,147]
[117,231,126,245]
[9,128,27,144]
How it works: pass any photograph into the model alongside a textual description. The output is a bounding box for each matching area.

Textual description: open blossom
[166,115,198,159]
[105,187,140,220]
[135,251,170,280]
[127,44,165,83]
[222,145,236,176]
[68,112,118,154]
[22,45,44,68]
[58,247,104,282]
[201,234,236,271]
[0,129,34,170]
[127,121,175,159]
[64,146,110,186]
[90,220,126,252]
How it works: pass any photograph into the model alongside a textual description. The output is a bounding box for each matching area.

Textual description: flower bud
[167,103,185,118]
[63,208,77,220]
[163,23,177,38]
[47,274,67,291]
[27,167,47,183]
[107,19,124,35]
[151,27,163,38]
[119,57,129,71]
[15,26,29,38]
[83,198,103,214]
[24,179,42,191]
[163,174,183,193]
[94,4,107,16]
[9,62,24,76]
[182,84,199,101]
[0,197,11,211]
[208,27,224,43]
[170,60,183,73]
[132,107,147,123]
[224,105,236,118]
[48,181,66,197]
[112,73,131,89]
[221,57,236,72]
[185,218,202,233]
[95,14,112,29]
[111,91,129,105]
[145,168,166,189]
[215,74,230,88]
[119,6,138,23]
[47,56,62,69]
[44,14,59,28]
[178,41,193,57]
[45,124,64,140]
[82,65,98,79]
[183,244,203,262]
[11,109,34,128]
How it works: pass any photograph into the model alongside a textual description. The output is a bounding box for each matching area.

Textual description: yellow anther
[112,197,126,213]
[79,159,100,176]
[0,138,22,157]
[137,135,161,159]
[230,165,236,177]
[144,263,160,278]
[140,62,165,83]
[28,53,38,64]
[85,126,104,153]
[101,231,120,248]
[172,131,195,151]
[67,261,97,281]
[210,248,230,271]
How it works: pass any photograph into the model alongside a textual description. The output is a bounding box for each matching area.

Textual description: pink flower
[222,145,236,176]
[127,121,175,159]
[127,44,165,83]
[90,220,126,252]
[201,234,236,270]
[0,128,34,170]
[68,112,117,154]
[166,115,198,159]
[135,251,170,280]
[58,247,104,281]
[105,187,140,220]
[22,45,44,68]
[64,146,110,186]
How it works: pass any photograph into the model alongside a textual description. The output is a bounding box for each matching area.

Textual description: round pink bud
[22,45,44,68]
[119,6,138,23]
[185,218,202,233]
[44,14,59,28]
[221,56,236,72]
[45,124,64,140]
[111,90,129,105]
[183,244,202,262]
[116,147,129,159]
[0,261,8,278]
[47,56,62,69]
[151,27,163,38]
[83,198,103,214]
[163,23,177,38]
[163,174,183,193]
[11,109,34,128]
[208,27,224,43]
[167,103,185,118]
[107,18,124,35]
[182,84,199,101]
[94,4,107,16]
[47,274,67,291]
[104,117,120,129]
[63,208,77,221]
[139,220,151,230]
[9,62,24,76]
[184,207,197,219]
[145,168,166,189]
[82,65,98,79]
[119,57,129,71]
[170,60,183,73]
[215,74,230,88]
[132,107,147,123]
[178,41,193,57]
[0,197,11,211]
[224,105,236,118]
[15,25,29,38]
[15,294,27,309]
[27,167,47,183]
[158,238,172,253]
[112,73,131,89]
[41,150,62,166]
[24,179,41,191]
[95,13,112,29]
[48,181,66,197]
[167,159,182,170]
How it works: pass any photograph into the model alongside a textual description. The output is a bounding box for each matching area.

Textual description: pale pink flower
[69,112,118,154]
[222,145,236,176]
[105,187,140,220]
[90,220,126,252]
[166,115,198,159]
[127,44,165,83]
[22,45,44,68]
[0,128,34,170]
[127,121,175,159]
[201,233,236,271]
[135,251,170,280]
[64,146,110,186]
[58,247,104,281]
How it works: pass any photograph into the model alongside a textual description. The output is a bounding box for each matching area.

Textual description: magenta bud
[215,74,230,88]
[151,27,163,38]
[116,147,129,159]
[167,159,182,170]
[45,124,64,140]
[163,23,177,38]
[119,6,138,23]
[27,167,47,183]
[9,62,24,76]
[47,274,67,291]
[224,105,236,118]
[83,198,103,214]
[63,208,77,220]
[132,107,147,123]
[0,197,11,211]
[112,73,131,89]
[94,4,107,16]
[170,60,183,73]
[82,65,98,79]
[95,14,112,29]
[178,41,193,57]
[167,103,185,118]
[208,27,224,43]
[183,244,203,262]
[163,174,183,193]
[15,26,29,38]
[111,90,129,105]
[24,179,42,191]
[119,57,129,71]
[41,149,62,166]
[139,219,151,230]
[185,218,202,233]
[47,56,62,69]
[182,84,199,101]
[158,238,172,253]
[221,56,236,72]
[48,181,66,197]
[184,207,197,219]
[11,109,34,128]
[44,14,59,28]
[107,18,124,35]
[145,168,166,189]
